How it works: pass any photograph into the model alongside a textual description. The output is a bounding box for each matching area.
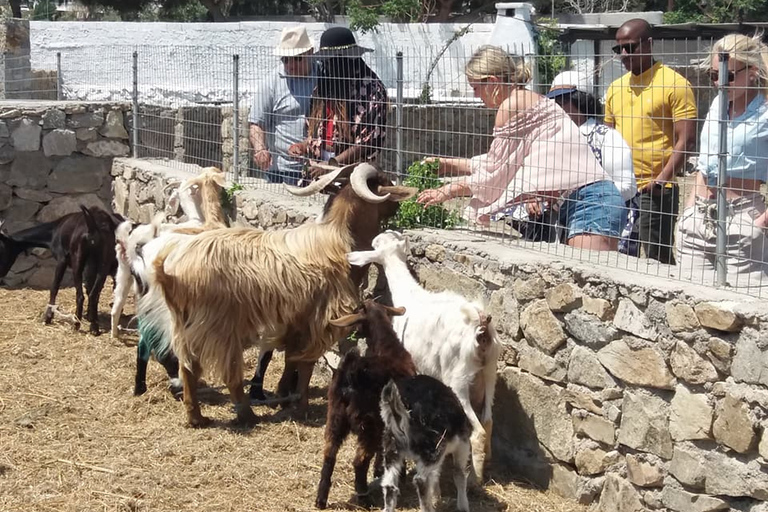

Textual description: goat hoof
[187,415,213,428]
[234,407,258,426]
[73,321,81,332]
[89,325,101,336]
[249,386,267,402]
[133,384,147,396]
[351,492,373,508]
[169,385,184,401]
[314,496,328,509]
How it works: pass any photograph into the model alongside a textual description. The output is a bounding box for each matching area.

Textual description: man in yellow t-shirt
[605,18,697,265]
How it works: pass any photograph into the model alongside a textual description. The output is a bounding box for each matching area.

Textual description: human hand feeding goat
[137,163,416,427]
[346,230,500,483]
[315,299,472,512]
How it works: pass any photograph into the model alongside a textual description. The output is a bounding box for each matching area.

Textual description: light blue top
[698,93,768,186]
[249,67,317,180]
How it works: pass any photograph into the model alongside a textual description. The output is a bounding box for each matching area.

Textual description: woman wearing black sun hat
[288,27,389,181]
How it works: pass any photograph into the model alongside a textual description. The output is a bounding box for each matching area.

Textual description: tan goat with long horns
[144,163,416,426]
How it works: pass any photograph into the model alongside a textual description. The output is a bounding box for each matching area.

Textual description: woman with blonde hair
[419,45,626,251]
[677,33,768,288]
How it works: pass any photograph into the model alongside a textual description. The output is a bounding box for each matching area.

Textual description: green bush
[388,159,462,230]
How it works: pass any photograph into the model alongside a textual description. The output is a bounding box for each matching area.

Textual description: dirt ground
[0,287,586,512]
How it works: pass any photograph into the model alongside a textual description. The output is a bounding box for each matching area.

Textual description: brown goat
[315,300,417,509]
[150,163,417,427]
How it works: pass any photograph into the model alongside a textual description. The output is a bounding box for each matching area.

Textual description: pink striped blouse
[463,98,608,225]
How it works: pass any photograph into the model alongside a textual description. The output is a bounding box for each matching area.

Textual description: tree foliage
[663,0,768,23]
[26,0,768,25]
[536,18,566,91]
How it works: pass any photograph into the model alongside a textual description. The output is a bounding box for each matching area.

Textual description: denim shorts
[558,180,627,240]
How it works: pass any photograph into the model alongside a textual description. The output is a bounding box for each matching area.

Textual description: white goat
[110,170,222,339]
[347,230,500,482]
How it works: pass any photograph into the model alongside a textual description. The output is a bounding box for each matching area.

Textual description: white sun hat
[274,26,314,57]
[546,70,593,99]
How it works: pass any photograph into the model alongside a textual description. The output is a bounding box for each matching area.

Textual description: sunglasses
[611,41,646,55]
[707,65,748,83]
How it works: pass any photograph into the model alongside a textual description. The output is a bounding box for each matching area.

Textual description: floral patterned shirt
[307,70,389,162]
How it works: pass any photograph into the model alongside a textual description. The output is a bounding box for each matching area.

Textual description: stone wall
[0,100,131,288]
[112,158,768,512]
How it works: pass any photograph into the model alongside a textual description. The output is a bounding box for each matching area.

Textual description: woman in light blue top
[677,33,768,289]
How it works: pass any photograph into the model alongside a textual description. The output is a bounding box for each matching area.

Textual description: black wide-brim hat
[316,26,373,57]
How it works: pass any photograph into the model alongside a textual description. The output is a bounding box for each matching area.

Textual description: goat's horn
[350,163,390,203]
[284,166,345,197]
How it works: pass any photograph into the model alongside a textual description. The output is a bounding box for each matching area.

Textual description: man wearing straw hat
[249,26,317,185]
[288,26,388,179]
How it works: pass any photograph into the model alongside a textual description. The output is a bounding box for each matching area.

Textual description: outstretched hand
[417,186,451,208]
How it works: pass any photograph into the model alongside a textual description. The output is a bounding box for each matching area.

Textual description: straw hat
[274,26,314,57]
[546,70,593,99]
[316,27,372,57]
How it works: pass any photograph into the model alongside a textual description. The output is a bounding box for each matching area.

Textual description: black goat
[0,206,123,335]
[316,300,417,510]
[379,376,472,512]
[0,219,61,279]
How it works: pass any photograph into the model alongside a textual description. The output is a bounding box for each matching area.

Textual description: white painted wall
[30,20,536,106]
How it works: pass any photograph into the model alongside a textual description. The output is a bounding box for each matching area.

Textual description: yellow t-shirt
[604,62,697,187]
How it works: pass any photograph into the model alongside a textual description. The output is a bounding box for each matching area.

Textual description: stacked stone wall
[109,158,768,512]
[0,101,131,288]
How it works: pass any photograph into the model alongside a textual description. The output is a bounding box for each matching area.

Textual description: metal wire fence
[9,37,768,296]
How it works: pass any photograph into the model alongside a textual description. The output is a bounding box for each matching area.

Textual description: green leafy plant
[346,0,381,33]
[388,159,462,230]
[220,182,244,212]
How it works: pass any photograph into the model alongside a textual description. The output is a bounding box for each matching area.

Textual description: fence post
[132,51,139,159]
[232,54,240,184]
[715,51,730,286]
[395,51,404,184]
[56,52,62,101]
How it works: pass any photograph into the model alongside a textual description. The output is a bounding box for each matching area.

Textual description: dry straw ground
[0,287,586,512]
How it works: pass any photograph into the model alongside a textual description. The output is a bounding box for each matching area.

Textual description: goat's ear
[330,312,365,328]
[377,185,418,202]
[347,250,379,267]
[381,305,406,317]
[210,172,227,188]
